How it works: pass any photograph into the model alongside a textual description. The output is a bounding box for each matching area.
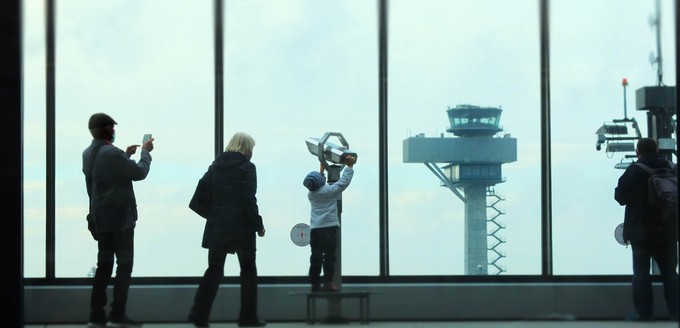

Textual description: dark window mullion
[214,0,224,158]
[45,0,56,280]
[378,0,389,277]
[539,0,553,276]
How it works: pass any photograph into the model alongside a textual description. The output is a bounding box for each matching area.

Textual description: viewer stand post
[324,163,345,323]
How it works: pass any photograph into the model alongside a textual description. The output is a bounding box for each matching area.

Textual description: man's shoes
[626,312,654,321]
[87,321,106,328]
[238,319,267,327]
[311,284,321,292]
[188,313,209,327]
[88,312,107,328]
[106,316,143,327]
[322,283,339,292]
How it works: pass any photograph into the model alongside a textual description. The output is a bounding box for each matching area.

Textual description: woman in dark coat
[189,132,266,327]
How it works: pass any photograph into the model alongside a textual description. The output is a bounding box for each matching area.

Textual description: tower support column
[464,185,488,275]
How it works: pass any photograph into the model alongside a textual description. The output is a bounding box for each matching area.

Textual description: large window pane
[223,0,379,276]
[54,1,214,277]
[389,0,541,275]
[23,0,47,278]
[551,0,676,274]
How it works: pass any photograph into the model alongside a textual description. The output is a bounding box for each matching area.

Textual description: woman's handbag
[189,169,212,219]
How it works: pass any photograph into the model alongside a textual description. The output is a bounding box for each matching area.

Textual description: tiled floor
[24,321,680,328]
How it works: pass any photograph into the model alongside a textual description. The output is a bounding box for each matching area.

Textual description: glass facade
[23,0,47,278]
[550,0,677,274]
[22,0,676,279]
[388,0,541,275]
[221,0,379,276]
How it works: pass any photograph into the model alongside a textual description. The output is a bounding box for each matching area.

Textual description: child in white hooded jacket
[302,155,356,292]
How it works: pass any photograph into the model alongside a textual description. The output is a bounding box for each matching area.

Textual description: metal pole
[45,0,56,280]
[539,0,553,276]
[214,0,224,158]
[378,0,390,278]
[324,165,347,323]
[623,78,628,119]
[654,0,663,86]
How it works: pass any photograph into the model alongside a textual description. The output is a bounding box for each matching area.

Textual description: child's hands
[344,155,356,167]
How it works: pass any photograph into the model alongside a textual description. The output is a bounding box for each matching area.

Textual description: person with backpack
[615,137,678,321]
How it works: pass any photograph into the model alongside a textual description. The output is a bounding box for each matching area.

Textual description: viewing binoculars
[305,132,358,166]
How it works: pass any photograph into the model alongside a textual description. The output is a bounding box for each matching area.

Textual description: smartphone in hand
[143,134,152,144]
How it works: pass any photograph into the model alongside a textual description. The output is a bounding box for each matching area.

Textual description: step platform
[288,290,384,325]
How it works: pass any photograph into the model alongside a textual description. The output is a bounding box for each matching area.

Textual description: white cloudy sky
[22,0,676,278]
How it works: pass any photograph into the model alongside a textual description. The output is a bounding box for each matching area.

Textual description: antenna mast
[653,0,663,86]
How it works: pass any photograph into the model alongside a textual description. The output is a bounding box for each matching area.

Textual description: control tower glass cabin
[447,104,503,137]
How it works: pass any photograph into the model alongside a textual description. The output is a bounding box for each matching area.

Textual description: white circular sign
[614,222,629,246]
[290,223,311,247]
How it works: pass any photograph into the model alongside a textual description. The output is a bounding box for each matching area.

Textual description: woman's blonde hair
[226,132,256,155]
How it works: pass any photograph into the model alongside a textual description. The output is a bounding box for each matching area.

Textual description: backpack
[633,162,678,226]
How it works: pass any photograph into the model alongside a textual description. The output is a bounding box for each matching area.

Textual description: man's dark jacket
[615,155,676,242]
[200,151,264,251]
[83,139,152,233]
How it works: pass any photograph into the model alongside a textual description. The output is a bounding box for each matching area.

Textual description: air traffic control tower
[403,104,517,275]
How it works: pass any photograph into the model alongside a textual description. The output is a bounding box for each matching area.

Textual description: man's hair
[226,132,256,155]
[636,138,658,156]
[88,113,117,139]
